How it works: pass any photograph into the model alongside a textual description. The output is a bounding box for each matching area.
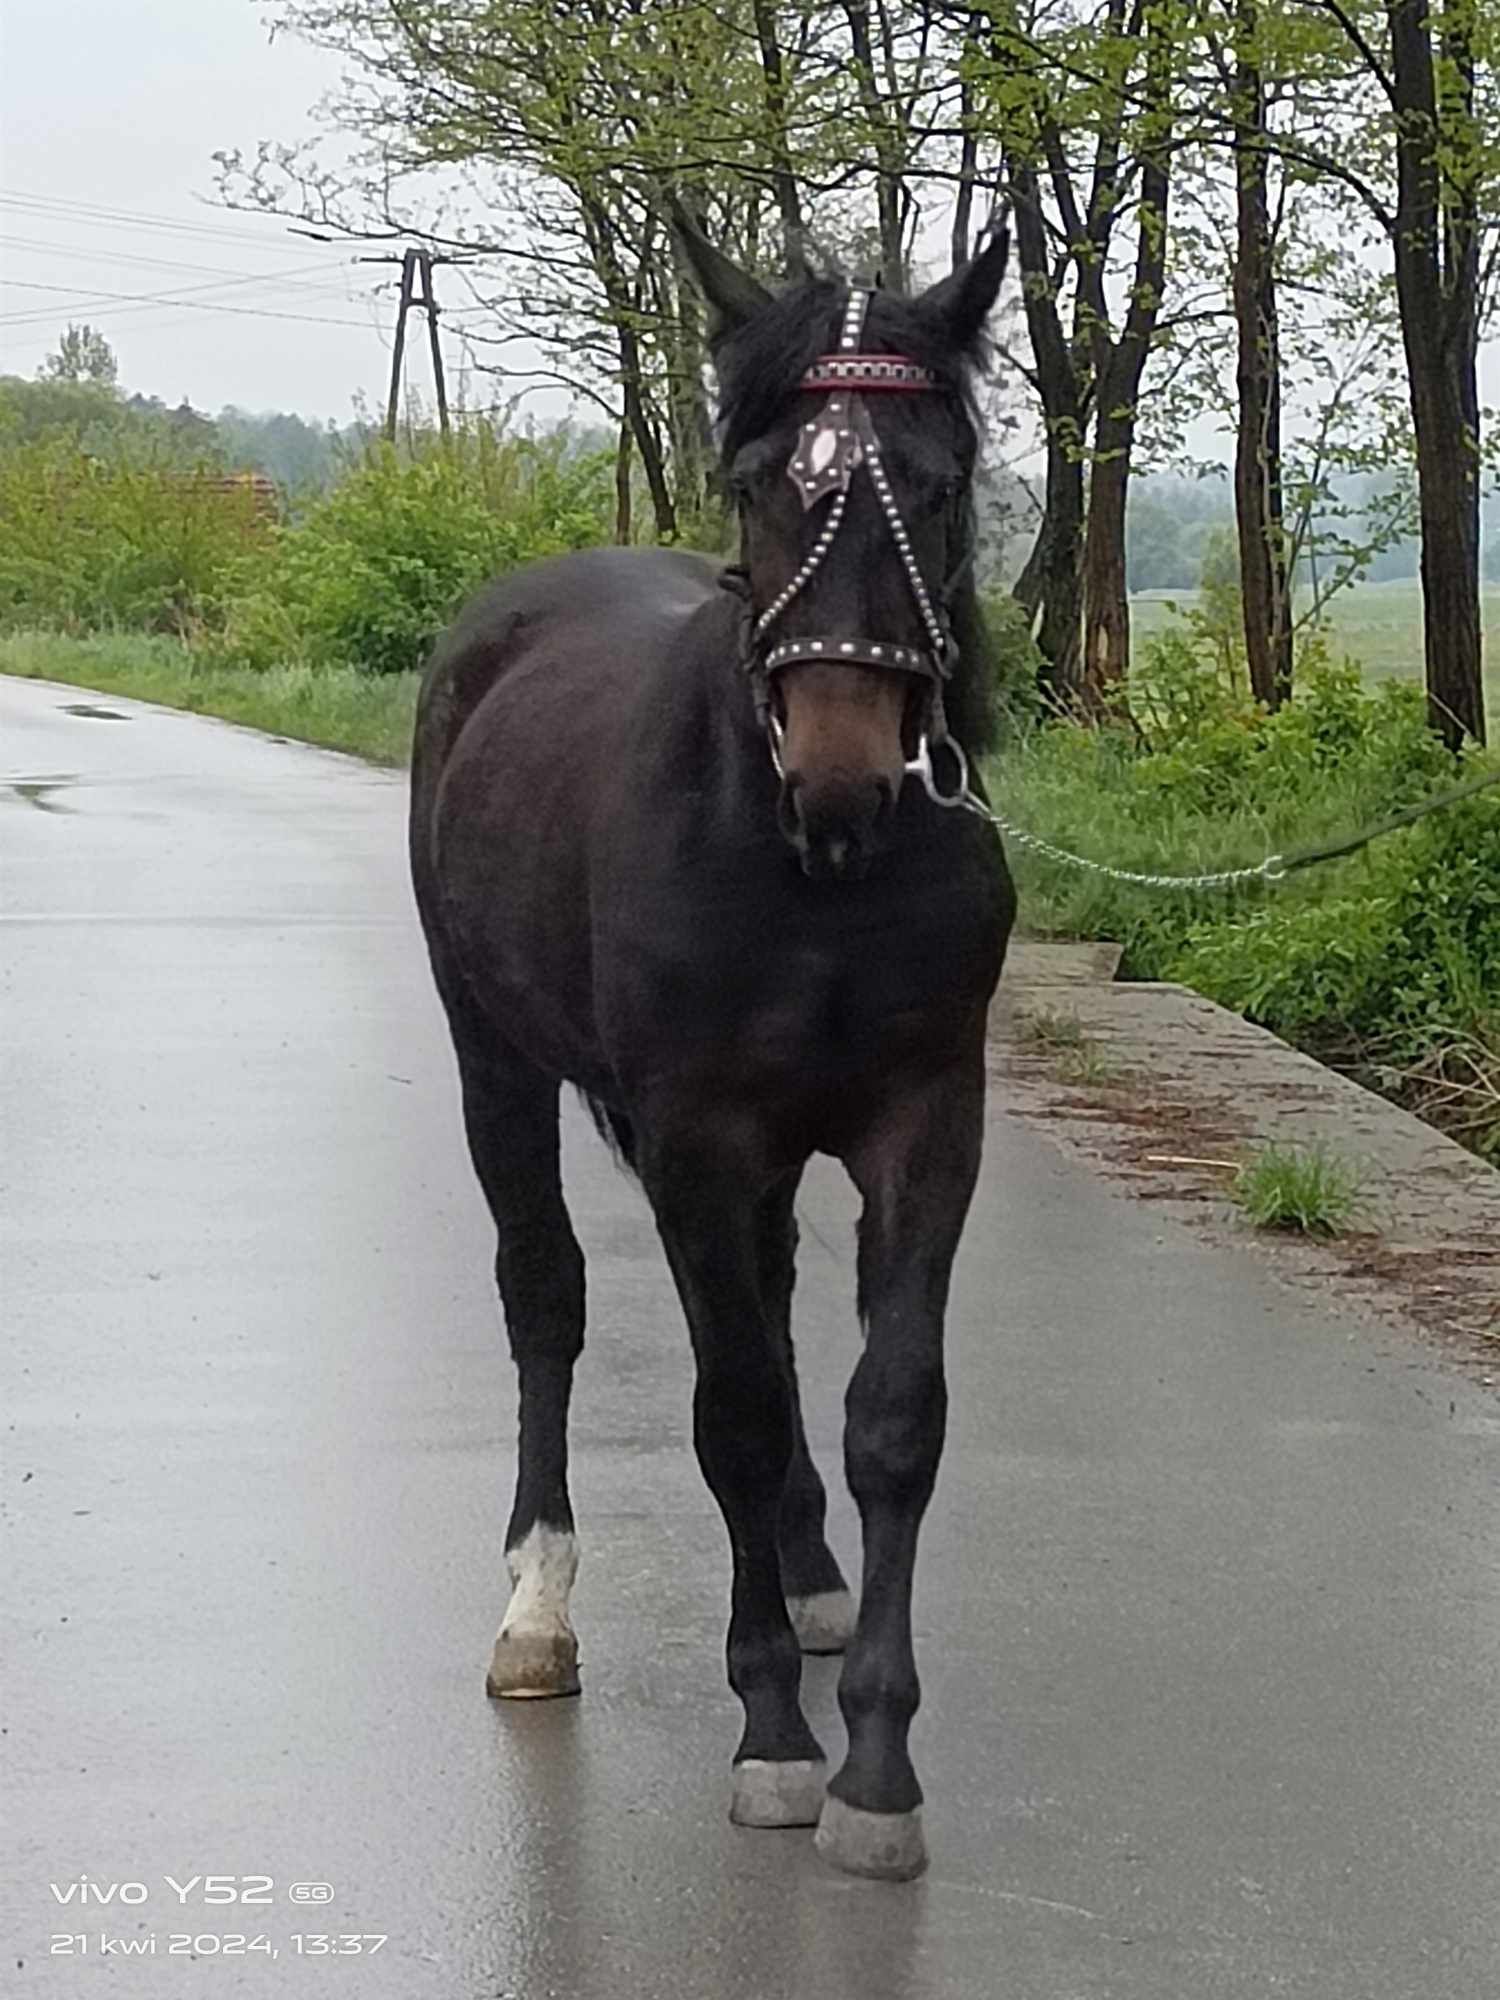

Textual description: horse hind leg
[450,1019,585,1699]
[758,1177,856,1656]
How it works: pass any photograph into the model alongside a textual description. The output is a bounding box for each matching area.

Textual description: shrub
[214,427,615,676]
[977,589,1048,732]
[988,669,1500,1158]
[0,442,270,635]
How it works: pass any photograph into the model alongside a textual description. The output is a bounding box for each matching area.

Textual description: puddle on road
[3,774,77,813]
[58,702,130,721]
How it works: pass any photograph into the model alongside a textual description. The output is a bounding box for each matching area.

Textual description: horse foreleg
[452,1029,585,1700]
[816,1060,985,1880]
[647,1152,827,1829]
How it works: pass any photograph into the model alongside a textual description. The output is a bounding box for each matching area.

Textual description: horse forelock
[712,279,984,467]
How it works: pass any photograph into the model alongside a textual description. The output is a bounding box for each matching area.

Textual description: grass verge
[987,665,1500,1166]
[0,631,419,767]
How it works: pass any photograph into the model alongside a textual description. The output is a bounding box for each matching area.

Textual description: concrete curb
[990,944,1500,1374]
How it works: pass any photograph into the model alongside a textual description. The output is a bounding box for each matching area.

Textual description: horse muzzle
[777,769,896,880]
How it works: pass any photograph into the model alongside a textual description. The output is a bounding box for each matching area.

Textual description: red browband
[799,354,936,393]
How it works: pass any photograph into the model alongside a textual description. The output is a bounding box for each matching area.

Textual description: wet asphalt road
[3,675,1499,2000]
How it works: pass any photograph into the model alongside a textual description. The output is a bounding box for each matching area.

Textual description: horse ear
[916,225,1010,352]
[669,199,773,338]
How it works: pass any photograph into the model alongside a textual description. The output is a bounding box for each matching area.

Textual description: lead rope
[913,737,1500,892]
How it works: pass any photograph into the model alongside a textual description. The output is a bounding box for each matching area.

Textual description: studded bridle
[729,287,975,785]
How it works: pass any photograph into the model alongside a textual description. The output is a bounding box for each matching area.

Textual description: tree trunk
[1012,510,1048,620]
[1006,154,1085,704]
[1231,11,1292,708]
[579,191,676,541]
[842,0,909,282]
[661,244,716,528]
[1036,437,1086,706]
[1389,0,1485,748]
[1408,356,1483,745]
[1078,13,1172,707]
[1081,445,1129,714]
[751,0,808,272]
[614,416,633,545]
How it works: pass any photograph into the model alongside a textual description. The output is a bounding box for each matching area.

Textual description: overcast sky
[4,1,1496,453]
[0,0,500,424]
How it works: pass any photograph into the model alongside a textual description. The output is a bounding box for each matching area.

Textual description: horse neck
[941,583,995,757]
[651,585,772,815]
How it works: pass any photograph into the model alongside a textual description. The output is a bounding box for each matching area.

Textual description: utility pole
[415,251,449,436]
[365,247,478,441]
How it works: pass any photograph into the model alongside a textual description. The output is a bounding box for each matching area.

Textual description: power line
[0,186,333,250]
[0,272,363,327]
[0,274,363,334]
[0,233,355,292]
[0,278,383,332]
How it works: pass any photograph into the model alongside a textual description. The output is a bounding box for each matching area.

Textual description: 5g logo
[288,1883,335,1905]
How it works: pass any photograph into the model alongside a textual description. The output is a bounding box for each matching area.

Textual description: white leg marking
[486,1525,581,1699]
[731,1758,828,1828]
[502,1523,579,1637]
[788,1587,857,1654]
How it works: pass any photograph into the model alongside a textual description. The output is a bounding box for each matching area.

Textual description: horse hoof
[814,1796,927,1880]
[485,1628,580,1699]
[788,1588,856,1654]
[730,1758,828,1829]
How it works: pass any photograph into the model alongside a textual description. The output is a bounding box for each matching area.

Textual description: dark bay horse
[409,221,1014,1880]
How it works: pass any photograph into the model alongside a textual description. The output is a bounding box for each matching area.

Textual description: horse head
[676,212,1008,878]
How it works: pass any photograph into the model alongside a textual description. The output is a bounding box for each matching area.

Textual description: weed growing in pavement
[1230,1142,1367,1236]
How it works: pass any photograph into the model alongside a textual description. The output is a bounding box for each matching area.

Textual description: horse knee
[844,1356,946,1505]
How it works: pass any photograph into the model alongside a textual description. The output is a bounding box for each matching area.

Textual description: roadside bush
[1172,781,1499,1029]
[977,589,1048,733]
[214,427,614,677]
[989,669,1500,1158]
[0,441,270,635]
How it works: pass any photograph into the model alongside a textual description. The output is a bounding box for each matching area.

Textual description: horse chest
[604,888,998,1101]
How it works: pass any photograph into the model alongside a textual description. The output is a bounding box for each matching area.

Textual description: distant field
[1131,578,1500,717]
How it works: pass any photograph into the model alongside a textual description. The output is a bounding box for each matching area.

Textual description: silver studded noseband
[741,286,962,754]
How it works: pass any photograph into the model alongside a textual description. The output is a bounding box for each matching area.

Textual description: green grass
[1229,1142,1367,1235]
[1018,1009,1123,1082]
[986,651,1500,1165]
[1020,1007,1088,1049]
[5,580,1491,773]
[1130,579,1500,720]
[0,630,419,766]
[1056,1042,1123,1086]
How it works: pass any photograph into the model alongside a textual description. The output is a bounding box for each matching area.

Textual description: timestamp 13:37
[51,1933,388,1958]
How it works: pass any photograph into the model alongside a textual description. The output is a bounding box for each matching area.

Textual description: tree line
[2,334,364,493]
[210,0,1493,750]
